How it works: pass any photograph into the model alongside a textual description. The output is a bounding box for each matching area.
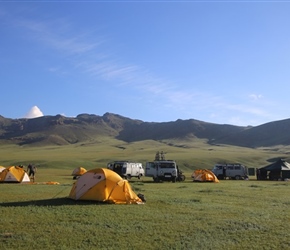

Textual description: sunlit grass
[0,138,288,172]
[1,140,290,249]
[1,175,289,249]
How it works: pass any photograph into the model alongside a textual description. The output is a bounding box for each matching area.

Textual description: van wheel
[138,174,142,179]
[177,175,185,181]
[235,175,241,180]
[172,177,176,183]
[218,175,224,180]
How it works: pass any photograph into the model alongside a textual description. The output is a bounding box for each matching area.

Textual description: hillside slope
[0,113,290,148]
[214,118,290,147]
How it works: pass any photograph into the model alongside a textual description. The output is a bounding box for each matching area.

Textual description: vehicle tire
[138,174,141,179]
[179,175,185,181]
[218,175,224,180]
[235,175,241,180]
[172,177,176,183]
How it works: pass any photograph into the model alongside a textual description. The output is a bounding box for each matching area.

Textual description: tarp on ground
[69,168,143,204]
[192,169,219,183]
[0,166,30,183]
[71,167,87,176]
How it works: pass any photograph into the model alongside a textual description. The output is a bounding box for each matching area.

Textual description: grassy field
[1,138,290,171]
[1,140,290,249]
[1,172,289,250]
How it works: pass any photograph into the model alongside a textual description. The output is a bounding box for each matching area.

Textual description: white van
[212,163,249,180]
[107,161,144,179]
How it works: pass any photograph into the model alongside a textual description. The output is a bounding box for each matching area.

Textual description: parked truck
[212,163,249,180]
[107,161,144,179]
[145,151,185,182]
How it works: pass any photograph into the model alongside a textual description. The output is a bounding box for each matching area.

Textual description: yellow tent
[71,167,87,177]
[0,166,5,173]
[0,166,30,183]
[192,169,219,183]
[69,168,143,204]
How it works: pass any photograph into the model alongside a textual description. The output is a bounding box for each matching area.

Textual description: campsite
[1,142,290,249]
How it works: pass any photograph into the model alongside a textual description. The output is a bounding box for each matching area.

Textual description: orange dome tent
[69,168,143,204]
[71,167,87,177]
[0,166,30,183]
[192,169,219,183]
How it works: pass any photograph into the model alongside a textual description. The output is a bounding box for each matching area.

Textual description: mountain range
[1,112,290,148]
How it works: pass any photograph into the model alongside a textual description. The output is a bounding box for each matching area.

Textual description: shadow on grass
[0,197,108,207]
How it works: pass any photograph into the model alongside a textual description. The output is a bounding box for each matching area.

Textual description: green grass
[1,170,290,250]
[1,140,290,249]
[1,138,289,171]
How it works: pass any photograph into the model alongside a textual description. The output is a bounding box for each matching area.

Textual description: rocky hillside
[0,112,290,148]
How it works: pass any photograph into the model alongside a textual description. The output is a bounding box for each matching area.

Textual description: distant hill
[0,112,290,148]
[212,119,290,147]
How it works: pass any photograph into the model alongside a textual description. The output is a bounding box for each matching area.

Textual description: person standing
[27,164,37,182]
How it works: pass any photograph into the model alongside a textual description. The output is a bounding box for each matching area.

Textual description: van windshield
[159,162,175,168]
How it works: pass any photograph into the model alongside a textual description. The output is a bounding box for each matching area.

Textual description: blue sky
[1,1,290,126]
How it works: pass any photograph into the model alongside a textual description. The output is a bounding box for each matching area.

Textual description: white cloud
[17,17,100,56]
[24,106,44,119]
[249,94,263,101]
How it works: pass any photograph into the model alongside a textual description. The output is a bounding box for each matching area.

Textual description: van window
[228,166,234,170]
[234,166,241,170]
[147,162,156,169]
[159,162,175,168]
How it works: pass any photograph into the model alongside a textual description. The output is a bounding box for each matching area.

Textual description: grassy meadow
[1,139,290,249]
